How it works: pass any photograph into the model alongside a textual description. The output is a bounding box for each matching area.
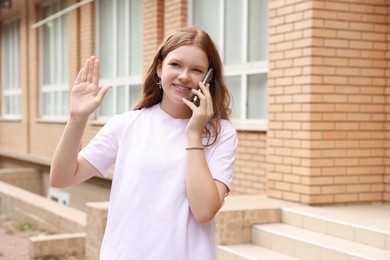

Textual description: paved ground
[0,215,85,260]
[0,215,39,259]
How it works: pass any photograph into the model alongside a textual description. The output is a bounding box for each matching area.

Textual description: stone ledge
[85,202,109,260]
[0,148,52,167]
[215,195,301,245]
[29,232,86,259]
[0,181,86,233]
[0,168,43,195]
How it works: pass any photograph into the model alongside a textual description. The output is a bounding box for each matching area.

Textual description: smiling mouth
[174,84,192,91]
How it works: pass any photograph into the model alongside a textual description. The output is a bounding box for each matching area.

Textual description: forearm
[185,136,223,223]
[50,116,88,187]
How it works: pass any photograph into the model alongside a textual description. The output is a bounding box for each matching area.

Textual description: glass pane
[9,25,15,89]
[192,0,220,47]
[54,91,61,115]
[248,0,268,61]
[117,0,126,77]
[53,18,59,83]
[13,21,20,90]
[129,0,142,76]
[62,91,68,115]
[60,0,67,9]
[4,96,10,114]
[10,95,15,114]
[99,86,113,116]
[225,76,241,119]
[61,13,68,83]
[225,0,242,64]
[41,5,52,85]
[15,95,21,115]
[2,24,10,89]
[129,85,141,108]
[99,0,114,78]
[42,92,51,115]
[248,73,267,119]
[42,24,51,85]
[41,5,51,19]
[116,85,126,114]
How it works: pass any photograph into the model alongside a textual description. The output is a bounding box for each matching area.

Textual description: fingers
[79,56,98,83]
[80,58,89,82]
[74,68,84,85]
[185,85,213,112]
[97,85,112,103]
[182,97,197,110]
[192,82,210,103]
[194,82,214,114]
[199,81,211,97]
[87,56,96,82]
[92,58,100,86]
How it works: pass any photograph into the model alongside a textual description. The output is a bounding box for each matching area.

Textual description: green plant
[15,222,37,232]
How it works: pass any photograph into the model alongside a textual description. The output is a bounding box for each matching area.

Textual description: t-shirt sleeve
[207,121,238,190]
[79,115,124,177]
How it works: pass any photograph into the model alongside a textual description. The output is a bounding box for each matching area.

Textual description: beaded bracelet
[185,147,205,150]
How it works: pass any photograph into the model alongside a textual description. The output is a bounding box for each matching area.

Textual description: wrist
[186,131,201,140]
[186,134,202,146]
[69,114,89,125]
[186,132,202,141]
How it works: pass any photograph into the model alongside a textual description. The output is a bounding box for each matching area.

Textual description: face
[157,45,209,110]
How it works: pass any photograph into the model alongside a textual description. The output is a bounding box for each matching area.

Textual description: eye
[169,62,180,68]
[193,68,203,74]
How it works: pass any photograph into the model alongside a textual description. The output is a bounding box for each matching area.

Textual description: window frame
[38,0,69,121]
[1,17,22,120]
[187,0,268,131]
[94,0,143,123]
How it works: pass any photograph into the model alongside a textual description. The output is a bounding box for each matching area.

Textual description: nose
[178,70,190,83]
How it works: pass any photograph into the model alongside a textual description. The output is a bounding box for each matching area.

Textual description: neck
[160,100,192,119]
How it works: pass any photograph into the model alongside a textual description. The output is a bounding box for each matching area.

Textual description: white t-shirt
[80,104,238,260]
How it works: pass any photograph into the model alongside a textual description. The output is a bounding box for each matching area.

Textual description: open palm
[70,56,110,119]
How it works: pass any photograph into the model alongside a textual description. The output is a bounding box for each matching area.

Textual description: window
[39,0,68,119]
[48,187,70,205]
[188,0,268,130]
[96,0,143,119]
[1,18,21,119]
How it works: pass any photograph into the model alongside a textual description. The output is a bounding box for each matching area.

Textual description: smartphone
[192,68,214,103]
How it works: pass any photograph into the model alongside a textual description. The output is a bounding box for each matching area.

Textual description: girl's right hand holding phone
[70,56,111,120]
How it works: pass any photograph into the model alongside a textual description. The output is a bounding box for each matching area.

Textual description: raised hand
[70,56,111,119]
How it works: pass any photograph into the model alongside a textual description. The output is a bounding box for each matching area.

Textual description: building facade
[0,0,389,209]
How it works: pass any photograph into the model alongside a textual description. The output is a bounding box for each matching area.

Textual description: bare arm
[182,82,227,223]
[185,136,228,223]
[50,56,110,188]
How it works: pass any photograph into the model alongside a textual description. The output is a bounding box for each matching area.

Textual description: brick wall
[268,0,388,204]
[0,0,28,153]
[164,0,187,37]
[231,132,267,195]
[142,0,164,74]
[1,0,389,204]
[385,1,390,202]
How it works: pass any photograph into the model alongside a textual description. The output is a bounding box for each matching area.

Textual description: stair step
[281,207,390,250]
[217,244,299,260]
[252,223,390,260]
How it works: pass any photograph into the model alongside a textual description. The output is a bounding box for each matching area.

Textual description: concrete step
[251,223,390,260]
[281,207,390,250]
[217,243,299,260]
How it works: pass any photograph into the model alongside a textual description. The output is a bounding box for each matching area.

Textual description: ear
[156,61,162,78]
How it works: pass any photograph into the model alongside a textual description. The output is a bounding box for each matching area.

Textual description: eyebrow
[167,58,208,71]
